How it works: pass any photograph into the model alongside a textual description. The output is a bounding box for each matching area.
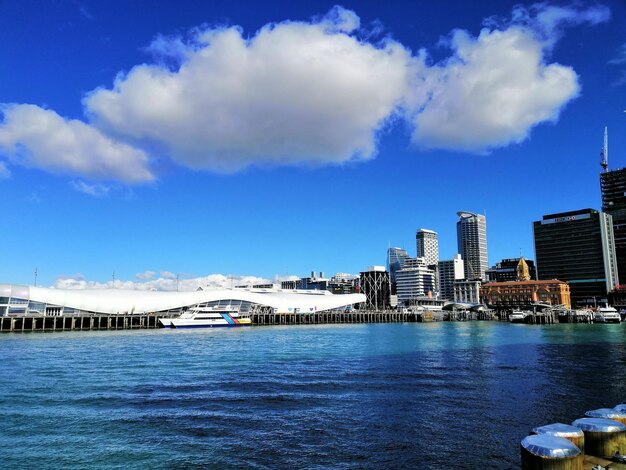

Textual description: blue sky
[0,0,625,290]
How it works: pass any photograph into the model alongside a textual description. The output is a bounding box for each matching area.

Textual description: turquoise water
[1,322,626,469]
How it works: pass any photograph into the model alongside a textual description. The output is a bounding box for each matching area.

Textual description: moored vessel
[160,307,252,328]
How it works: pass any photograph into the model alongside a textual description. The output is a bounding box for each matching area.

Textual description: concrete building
[416,229,439,266]
[533,208,619,307]
[395,258,436,306]
[438,255,464,301]
[486,257,537,283]
[457,211,488,281]
[359,266,391,310]
[600,167,626,286]
[481,280,571,310]
[0,284,365,317]
[453,279,482,303]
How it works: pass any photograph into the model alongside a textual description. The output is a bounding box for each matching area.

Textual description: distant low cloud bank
[0,3,611,185]
[54,272,300,291]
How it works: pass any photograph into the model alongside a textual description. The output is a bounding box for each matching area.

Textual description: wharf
[0,314,166,333]
[250,310,421,325]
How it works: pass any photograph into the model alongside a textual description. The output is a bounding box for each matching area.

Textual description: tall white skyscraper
[456,211,488,281]
[416,229,439,266]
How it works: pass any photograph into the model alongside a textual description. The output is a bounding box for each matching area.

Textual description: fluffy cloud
[71,180,112,197]
[0,161,9,178]
[0,104,153,182]
[53,273,283,291]
[84,6,411,172]
[408,26,580,152]
[0,4,611,180]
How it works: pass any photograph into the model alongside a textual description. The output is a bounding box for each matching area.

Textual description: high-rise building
[387,247,409,290]
[457,211,488,280]
[359,266,391,310]
[600,167,626,286]
[533,208,619,307]
[416,229,439,266]
[395,258,436,306]
[438,255,464,300]
[486,258,537,283]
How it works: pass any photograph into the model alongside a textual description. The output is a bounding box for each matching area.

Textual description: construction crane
[601,126,608,173]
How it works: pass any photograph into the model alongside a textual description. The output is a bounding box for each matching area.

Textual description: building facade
[359,266,391,310]
[600,167,626,286]
[438,255,464,301]
[453,279,481,303]
[486,257,537,283]
[387,247,409,292]
[416,229,439,266]
[395,258,436,306]
[533,208,619,307]
[457,211,488,281]
[481,280,571,310]
[0,284,365,317]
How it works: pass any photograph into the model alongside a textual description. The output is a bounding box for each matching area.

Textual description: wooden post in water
[572,417,626,459]
[520,434,582,470]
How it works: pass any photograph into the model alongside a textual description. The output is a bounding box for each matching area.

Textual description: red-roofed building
[481,280,571,310]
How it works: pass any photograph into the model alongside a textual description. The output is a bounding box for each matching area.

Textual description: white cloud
[0,161,9,178]
[135,270,156,280]
[408,26,580,152]
[84,6,411,172]
[0,104,154,182]
[0,4,611,179]
[71,180,112,197]
[53,273,278,291]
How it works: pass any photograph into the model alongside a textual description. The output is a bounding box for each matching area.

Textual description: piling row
[250,310,421,325]
[0,314,162,333]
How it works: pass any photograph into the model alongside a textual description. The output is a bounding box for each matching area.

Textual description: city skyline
[1,0,625,288]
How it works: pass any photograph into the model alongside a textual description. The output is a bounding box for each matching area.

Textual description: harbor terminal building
[0,284,365,317]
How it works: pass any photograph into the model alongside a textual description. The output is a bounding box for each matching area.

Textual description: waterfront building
[600,167,626,286]
[359,266,391,310]
[457,211,488,281]
[481,280,571,310]
[0,284,365,316]
[395,258,436,306]
[438,255,464,301]
[486,257,537,283]
[416,229,439,266]
[387,247,409,292]
[533,208,619,307]
[281,272,329,290]
[453,279,481,303]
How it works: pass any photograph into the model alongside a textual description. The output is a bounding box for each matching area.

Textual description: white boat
[593,306,621,324]
[509,309,531,323]
[159,307,252,328]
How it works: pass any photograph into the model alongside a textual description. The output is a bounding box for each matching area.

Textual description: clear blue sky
[0,0,625,288]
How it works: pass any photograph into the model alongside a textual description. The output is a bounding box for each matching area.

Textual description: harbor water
[1,322,626,469]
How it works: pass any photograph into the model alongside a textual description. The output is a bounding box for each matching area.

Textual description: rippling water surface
[2,322,626,469]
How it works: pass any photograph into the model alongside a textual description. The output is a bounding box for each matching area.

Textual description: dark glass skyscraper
[533,208,619,307]
[600,167,626,286]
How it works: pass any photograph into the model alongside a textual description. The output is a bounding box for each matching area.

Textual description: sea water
[1,322,625,469]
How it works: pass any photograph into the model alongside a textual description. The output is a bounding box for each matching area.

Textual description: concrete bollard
[520,434,582,470]
[572,417,626,459]
[532,423,585,454]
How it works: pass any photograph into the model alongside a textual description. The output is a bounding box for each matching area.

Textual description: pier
[0,314,164,333]
[250,309,420,325]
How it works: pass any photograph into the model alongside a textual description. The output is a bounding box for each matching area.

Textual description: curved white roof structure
[0,284,365,316]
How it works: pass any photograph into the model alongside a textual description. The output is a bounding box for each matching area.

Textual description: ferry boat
[159,307,252,328]
[509,309,531,323]
[593,306,621,324]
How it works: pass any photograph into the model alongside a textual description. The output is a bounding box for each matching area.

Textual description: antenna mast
[601,126,608,172]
